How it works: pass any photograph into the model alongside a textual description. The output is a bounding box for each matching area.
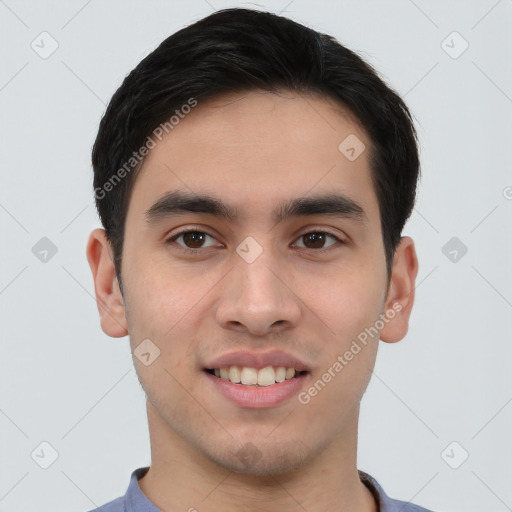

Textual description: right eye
[165,230,222,252]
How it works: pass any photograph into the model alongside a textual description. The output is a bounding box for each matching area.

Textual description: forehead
[128,90,380,226]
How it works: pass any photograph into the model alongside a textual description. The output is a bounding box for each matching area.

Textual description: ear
[86,228,128,338]
[380,236,419,344]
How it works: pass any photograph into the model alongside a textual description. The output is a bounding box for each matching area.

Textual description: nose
[215,249,302,336]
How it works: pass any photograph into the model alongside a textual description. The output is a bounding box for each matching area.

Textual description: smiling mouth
[204,366,308,387]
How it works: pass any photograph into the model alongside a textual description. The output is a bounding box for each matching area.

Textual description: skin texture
[87,90,418,512]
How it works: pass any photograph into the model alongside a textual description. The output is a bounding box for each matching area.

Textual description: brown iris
[182,231,207,248]
[301,232,327,249]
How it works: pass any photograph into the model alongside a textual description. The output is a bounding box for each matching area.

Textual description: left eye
[293,232,341,250]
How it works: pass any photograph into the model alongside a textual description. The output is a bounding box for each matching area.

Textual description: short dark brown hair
[92,7,420,289]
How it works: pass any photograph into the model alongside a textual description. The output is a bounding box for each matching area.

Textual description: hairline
[111,87,393,293]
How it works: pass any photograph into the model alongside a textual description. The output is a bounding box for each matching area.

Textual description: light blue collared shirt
[87,467,436,512]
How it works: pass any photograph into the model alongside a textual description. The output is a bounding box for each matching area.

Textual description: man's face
[118,90,392,474]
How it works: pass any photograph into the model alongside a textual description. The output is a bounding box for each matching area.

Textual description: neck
[139,401,377,512]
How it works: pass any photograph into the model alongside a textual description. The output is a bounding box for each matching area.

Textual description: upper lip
[204,350,310,372]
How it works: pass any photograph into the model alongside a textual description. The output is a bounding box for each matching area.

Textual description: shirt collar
[359,470,398,512]
[124,466,406,512]
[125,467,160,512]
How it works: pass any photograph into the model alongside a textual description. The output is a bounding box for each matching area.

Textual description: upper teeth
[213,366,296,386]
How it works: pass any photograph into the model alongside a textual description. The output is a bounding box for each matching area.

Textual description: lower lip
[203,371,308,408]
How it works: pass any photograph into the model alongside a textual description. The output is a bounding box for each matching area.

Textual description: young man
[86,7,431,512]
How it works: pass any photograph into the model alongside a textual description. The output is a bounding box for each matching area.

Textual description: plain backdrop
[1,1,511,511]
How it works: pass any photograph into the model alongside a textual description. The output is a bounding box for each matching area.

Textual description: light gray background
[1,1,511,511]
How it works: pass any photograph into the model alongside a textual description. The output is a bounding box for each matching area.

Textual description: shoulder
[84,467,152,512]
[359,471,437,512]
[388,498,436,511]
[86,496,124,512]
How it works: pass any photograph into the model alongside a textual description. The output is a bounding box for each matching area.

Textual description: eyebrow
[145,190,367,225]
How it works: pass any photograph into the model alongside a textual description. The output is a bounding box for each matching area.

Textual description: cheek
[123,256,201,333]
[122,266,202,394]
[299,350,376,428]
[299,266,386,343]
[298,284,381,418]
[122,256,223,376]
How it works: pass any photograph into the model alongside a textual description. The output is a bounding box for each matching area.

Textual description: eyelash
[165,228,345,255]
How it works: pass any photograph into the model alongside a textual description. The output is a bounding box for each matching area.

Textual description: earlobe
[379,236,419,344]
[86,228,129,338]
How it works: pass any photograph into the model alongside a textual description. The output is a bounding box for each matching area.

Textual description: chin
[204,437,317,476]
